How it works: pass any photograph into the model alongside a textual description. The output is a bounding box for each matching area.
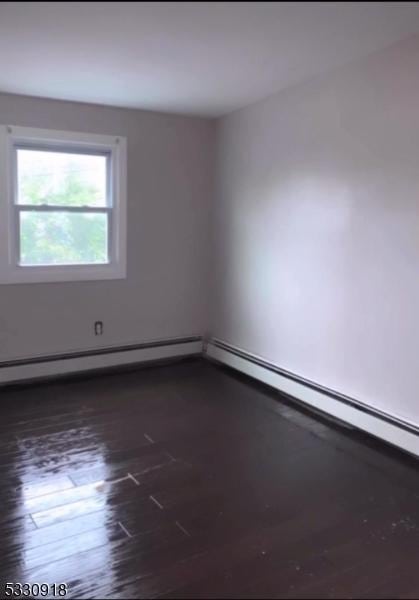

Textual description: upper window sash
[13,145,112,209]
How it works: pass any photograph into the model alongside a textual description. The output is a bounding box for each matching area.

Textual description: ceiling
[1,2,419,117]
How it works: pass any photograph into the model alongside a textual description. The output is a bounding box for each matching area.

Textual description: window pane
[17,149,108,207]
[19,211,108,266]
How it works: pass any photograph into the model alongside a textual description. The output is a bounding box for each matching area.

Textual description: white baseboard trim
[0,336,203,385]
[206,339,419,459]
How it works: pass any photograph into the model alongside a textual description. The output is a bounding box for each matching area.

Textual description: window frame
[0,125,127,284]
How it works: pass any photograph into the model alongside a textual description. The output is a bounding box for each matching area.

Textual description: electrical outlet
[94,321,103,336]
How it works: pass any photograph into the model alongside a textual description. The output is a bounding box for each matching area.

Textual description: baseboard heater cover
[0,336,203,385]
[205,338,419,459]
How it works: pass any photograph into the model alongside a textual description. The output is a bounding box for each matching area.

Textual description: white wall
[0,93,214,361]
[212,35,419,426]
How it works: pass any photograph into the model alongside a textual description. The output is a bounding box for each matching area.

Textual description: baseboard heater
[205,338,419,460]
[0,336,203,386]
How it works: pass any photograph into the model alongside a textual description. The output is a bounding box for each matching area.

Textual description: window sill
[0,263,126,285]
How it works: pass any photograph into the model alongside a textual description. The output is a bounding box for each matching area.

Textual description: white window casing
[0,125,127,284]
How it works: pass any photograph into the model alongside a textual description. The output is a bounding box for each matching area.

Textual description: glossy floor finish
[1,359,419,599]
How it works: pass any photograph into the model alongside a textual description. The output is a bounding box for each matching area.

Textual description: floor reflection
[13,440,119,593]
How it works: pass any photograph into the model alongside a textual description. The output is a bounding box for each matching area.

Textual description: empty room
[2,1,419,598]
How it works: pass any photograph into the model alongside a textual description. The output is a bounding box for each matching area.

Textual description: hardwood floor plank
[23,525,127,571]
[69,448,172,486]
[30,478,142,528]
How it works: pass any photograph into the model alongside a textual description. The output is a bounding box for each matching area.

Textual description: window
[0,126,126,283]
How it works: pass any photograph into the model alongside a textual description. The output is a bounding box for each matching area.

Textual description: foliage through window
[17,149,110,266]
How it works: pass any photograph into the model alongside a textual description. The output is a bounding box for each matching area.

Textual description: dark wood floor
[1,358,419,599]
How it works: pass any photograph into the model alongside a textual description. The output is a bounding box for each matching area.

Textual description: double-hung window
[0,125,127,283]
